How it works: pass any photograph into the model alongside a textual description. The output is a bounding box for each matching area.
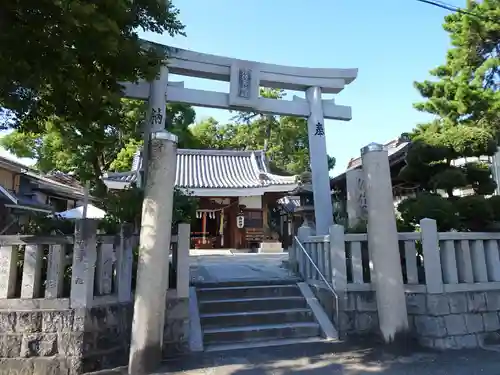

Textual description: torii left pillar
[306,87,334,235]
[129,65,178,374]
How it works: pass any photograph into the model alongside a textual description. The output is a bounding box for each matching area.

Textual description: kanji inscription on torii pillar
[314,122,325,136]
[150,108,163,127]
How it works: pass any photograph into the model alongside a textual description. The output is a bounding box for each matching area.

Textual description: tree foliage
[399,122,497,197]
[413,0,499,129]
[398,0,500,231]
[1,100,198,224]
[1,101,195,185]
[190,115,335,176]
[0,0,184,130]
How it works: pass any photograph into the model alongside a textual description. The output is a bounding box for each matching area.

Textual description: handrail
[293,236,340,335]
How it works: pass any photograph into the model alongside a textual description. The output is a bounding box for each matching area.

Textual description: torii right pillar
[306,87,333,235]
[361,142,409,343]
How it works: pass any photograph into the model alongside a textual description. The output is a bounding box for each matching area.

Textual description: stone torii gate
[123,41,357,374]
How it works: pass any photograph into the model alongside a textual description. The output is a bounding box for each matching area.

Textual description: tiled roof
[46,171,83,189]
[25,170,86,199]
[103,171,137,184]
[103,149,298,190]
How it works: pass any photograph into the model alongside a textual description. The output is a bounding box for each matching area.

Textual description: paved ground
[189,253,297,284]
[93,254,500,374]
[153,341,500,375]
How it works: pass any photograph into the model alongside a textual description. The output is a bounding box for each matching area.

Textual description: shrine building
[102,148,298,249]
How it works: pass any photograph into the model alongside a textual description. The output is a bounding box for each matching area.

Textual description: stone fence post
[176,223,190,299]
[70,219,98,308]
[329,224,347,291]
[420,218,444,294]
[117,223,134,302]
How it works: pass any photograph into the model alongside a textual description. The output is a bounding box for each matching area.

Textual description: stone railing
[294,218,500,294]
[341,229,426,293]
[0,220,191,374]
[291,219,500,348]
[293,235,333,288]
[0,229,134,309]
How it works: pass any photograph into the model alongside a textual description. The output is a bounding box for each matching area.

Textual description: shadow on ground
[151,339,500,375]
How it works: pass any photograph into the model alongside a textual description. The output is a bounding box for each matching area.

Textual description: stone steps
[200,308,315,329]
[199,296,309,314]
[196,281,327,351]
[197,284,302,300]
[203,322,321,345]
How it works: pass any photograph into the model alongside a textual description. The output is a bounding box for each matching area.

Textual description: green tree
[1,102,196,183]
[399,122,497,198]
[398,0,500,230]
[191,115,336,176]
[0,0,184,130]
[413,0,499,131]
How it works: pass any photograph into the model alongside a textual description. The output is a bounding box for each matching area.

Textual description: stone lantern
[293,171,316,233]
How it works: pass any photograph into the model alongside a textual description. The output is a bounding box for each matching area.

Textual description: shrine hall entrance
[188,196,270,251]
[191,210,225,249]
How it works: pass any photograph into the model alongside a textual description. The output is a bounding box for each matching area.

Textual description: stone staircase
[196,281,329,351]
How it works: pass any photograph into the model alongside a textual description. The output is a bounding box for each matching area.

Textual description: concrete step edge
[203,322,319,334]
[199,296,305,304]
[191,279,300,288]
[200,308,311,318]
[204,337,331,352]
[197,284,299,292]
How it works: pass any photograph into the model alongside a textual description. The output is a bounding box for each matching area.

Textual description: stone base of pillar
[258,241,283,253]
[162,290,190,358]
[373,328,419,352]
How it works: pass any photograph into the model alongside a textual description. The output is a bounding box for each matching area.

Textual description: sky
[139,0,467,176]
[2,0,466,173]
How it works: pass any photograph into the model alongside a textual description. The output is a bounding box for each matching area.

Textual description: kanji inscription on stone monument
[238,69,252,99]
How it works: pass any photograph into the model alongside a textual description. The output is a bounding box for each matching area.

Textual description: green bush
[397,193,459,231]
[488,195,500,221]
[453,195,493,231]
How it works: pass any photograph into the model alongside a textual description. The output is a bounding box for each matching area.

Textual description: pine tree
[398,0,500,230]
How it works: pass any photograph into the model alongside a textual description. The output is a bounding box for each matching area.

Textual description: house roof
[0,149,87,200]
[0,186,54,213]
[103,148,298,192]
[346,136,410,170]
[25,170,87,200]
[330,135,411,187]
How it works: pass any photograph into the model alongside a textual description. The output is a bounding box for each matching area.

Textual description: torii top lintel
[121,41,358,121]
